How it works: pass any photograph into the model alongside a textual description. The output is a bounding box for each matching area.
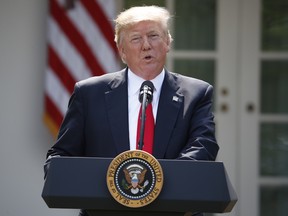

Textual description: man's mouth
[144,55,152,60]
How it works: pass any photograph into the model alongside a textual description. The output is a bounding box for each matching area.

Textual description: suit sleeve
[44,82,85,177]
[177,84,219,161]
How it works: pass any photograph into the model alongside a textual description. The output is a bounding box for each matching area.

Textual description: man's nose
[142,36,152,50]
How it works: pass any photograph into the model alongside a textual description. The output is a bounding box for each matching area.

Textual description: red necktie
[136,103,154,154]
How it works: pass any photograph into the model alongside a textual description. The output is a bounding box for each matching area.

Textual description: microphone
[138,80,154,104]
[138,81,154,151]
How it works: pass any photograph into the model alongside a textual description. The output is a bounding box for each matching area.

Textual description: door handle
[246,102,255,113]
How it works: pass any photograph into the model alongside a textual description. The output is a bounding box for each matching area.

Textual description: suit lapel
[105,69,130,154]
[104,69,183,157]
[153,71,183,158]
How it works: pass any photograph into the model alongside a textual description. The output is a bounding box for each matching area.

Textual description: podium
[42,157,237,215]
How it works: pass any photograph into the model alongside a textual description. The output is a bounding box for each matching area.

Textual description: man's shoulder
[166,71,212,88]
[76,69,126,89]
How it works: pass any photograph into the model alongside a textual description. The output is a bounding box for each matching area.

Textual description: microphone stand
[138,89,149,151]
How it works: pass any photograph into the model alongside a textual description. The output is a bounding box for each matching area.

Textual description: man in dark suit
[45,5,219,216]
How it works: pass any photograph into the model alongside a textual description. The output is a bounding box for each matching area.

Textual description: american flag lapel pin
[172,96,179,102]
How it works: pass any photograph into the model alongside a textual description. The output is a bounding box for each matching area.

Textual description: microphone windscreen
[139,81,154,103]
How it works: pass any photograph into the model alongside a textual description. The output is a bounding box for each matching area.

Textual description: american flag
[44,0,120,137]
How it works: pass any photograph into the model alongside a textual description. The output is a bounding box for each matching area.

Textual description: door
[118,0,288,215]
[119,0,239,215]
[239,0,288,215]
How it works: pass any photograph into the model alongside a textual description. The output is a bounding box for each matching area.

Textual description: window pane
[174,59,216,111]
[174,59,215,86]
[261,186,288,216]
[174,0,216,50]
[124,0,165,8]
[260,123,288,176]
[261,0,288,51]
[261,61,288,114]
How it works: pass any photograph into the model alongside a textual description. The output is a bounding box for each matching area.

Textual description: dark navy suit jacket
[46,68,218,161]
[45,68,218,216]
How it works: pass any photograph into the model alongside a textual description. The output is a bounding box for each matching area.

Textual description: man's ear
[118,45,127,63]
[166,38,171,53]
[166,44,170,53]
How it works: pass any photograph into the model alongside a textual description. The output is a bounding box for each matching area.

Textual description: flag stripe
[48,17,92,81]
[48,45,76,93]
[44,0,119,137]
[45,68,71,116]
[51,0,105,76]
[81,0,118,53]
[65,2,118,73]
[44,95,63,130]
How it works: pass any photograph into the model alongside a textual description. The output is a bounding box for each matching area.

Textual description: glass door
[169,1,240,214]
[119,0,239,215]
[239,0,288,215]
[259,0,288,215]
[168,2,240,215]
[118,0,288,215]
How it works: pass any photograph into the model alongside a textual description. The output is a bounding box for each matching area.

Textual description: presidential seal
[106,150,164,208]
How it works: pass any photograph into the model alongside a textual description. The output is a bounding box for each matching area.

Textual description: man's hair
[114,5,173,46]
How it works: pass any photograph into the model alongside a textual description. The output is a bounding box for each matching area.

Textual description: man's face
[118,21,170,80]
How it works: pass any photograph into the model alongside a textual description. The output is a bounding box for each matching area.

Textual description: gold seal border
[106,150,164,208]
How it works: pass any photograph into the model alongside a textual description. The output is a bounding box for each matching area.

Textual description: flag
[44,0,120,137]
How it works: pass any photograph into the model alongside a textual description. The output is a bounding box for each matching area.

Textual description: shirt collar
[127,68,165,96]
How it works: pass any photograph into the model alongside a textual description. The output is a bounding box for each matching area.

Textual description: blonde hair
[114,5,173,46]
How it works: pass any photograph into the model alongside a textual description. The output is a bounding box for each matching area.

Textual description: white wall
[0,1,77,215]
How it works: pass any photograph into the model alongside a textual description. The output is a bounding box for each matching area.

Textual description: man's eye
[131,37,141,43]
[149,34,159,39]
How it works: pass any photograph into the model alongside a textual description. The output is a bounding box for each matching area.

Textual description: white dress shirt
[128,68,165,150]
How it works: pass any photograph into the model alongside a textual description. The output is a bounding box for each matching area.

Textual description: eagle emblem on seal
[122,164,149,194]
